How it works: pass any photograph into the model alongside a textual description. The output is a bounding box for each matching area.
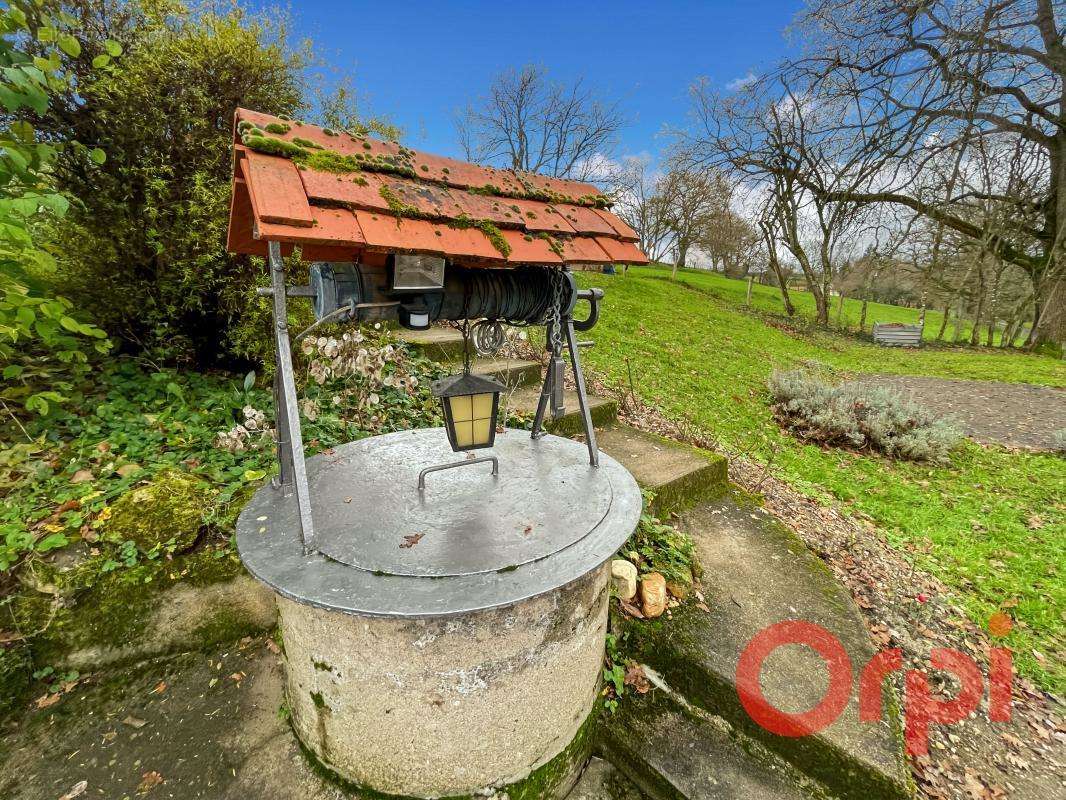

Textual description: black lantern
[432,372,505,451]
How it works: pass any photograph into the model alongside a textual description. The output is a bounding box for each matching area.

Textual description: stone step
[449,356,543,389]
[567,756,649,800]
[397,326,468,360]
[504,385,620,437]
[599,688,824,800]
[595,425,727,518]
[614,496,912,800]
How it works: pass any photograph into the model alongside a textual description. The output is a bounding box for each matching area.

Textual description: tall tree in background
[456,64,625,180]
[658,161,731,275]
[692,78,871,325]
[611,155,674,263]
[24,0,392,365]
[694,0,1063,347]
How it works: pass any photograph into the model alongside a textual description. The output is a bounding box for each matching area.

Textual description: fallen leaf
[58,779,88,800]
[71,470,94,484]
[116,463,141,478]
[122,716,147,729]
[399,533,424,549]
[35,691,64,709]
[619,599,644,619]
[265,639,281,655]
[623,663,651,694]
[696,602,712,613]
[137,771,163,794]
[229,671,246,683]
[151,681,166,694]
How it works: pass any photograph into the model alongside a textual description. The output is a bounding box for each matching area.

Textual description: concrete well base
[277,565,609,799]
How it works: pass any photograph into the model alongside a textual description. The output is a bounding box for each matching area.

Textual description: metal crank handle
[571,288,604,332]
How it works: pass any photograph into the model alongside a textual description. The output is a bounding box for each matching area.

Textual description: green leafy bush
[28,1,399,365]
[0,328,444,573]
[768,369,962,462]
[0,2,113,419]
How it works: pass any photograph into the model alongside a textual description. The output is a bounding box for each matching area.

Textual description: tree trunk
[936,303,950,341]
[970,282,985,346]
[673,241,689,277]
[1001,319,1016,348]
[969,255,987,347]
[1029,273,1065,349]
[746,276,754,306]
[778,281,796,316]
[835,291,845,327]
[952,299,964,342]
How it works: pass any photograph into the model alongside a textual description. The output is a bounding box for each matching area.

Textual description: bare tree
[698,206,760,277]
[699,0,1064,346]
[658,161,732,276]
[611,155,674,262]
[756,204,798,316]
[456,65,625,180]
[691,79,871,324]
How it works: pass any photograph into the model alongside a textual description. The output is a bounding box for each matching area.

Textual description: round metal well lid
[309,429,613,577]
[235,428,643,618]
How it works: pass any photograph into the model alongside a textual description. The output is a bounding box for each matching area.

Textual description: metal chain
[547,269,565,355]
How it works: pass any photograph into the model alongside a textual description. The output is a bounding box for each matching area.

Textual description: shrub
[767,369,962,462]
[1052,429,1066,454]
[0,2,113,420]
[31,1,397,366]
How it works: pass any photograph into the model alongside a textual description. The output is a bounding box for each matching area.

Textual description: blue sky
[256,1,803,162]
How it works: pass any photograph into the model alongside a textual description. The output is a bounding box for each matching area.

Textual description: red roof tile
[227,108,648,267]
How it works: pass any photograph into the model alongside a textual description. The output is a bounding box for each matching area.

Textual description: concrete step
[451,356,543,389]
[568,756,649,800]
[504,385,619,437]
[397,326,467,360]
[614,495,912,800]
[596,425,727,518]
[599,688,824,800]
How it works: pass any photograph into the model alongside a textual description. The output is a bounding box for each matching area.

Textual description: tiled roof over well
[226,108,648,268]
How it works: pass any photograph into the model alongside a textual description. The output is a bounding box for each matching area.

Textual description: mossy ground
[1,546,259,711]
[106,469,214,551]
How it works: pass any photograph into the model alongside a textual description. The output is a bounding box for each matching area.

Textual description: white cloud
[726,72,758,92]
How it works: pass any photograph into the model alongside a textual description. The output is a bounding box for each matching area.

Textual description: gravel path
[851,375,1066,451]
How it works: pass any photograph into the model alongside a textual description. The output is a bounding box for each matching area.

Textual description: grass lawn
[575,266,1065,692]
[671,266,1015,346]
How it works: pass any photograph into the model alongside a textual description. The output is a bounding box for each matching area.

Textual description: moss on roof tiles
[237,115,612,212]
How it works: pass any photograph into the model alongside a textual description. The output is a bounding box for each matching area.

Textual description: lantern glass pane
[471,417,492,445]
[448,395,473,422]
[453,420,474,448]
[471,392,494,419]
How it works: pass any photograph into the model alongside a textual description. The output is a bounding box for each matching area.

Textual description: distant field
[670,265,1013,346]
[574,266,1065,691]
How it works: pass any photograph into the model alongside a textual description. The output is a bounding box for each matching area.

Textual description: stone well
[237,428,641,798]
